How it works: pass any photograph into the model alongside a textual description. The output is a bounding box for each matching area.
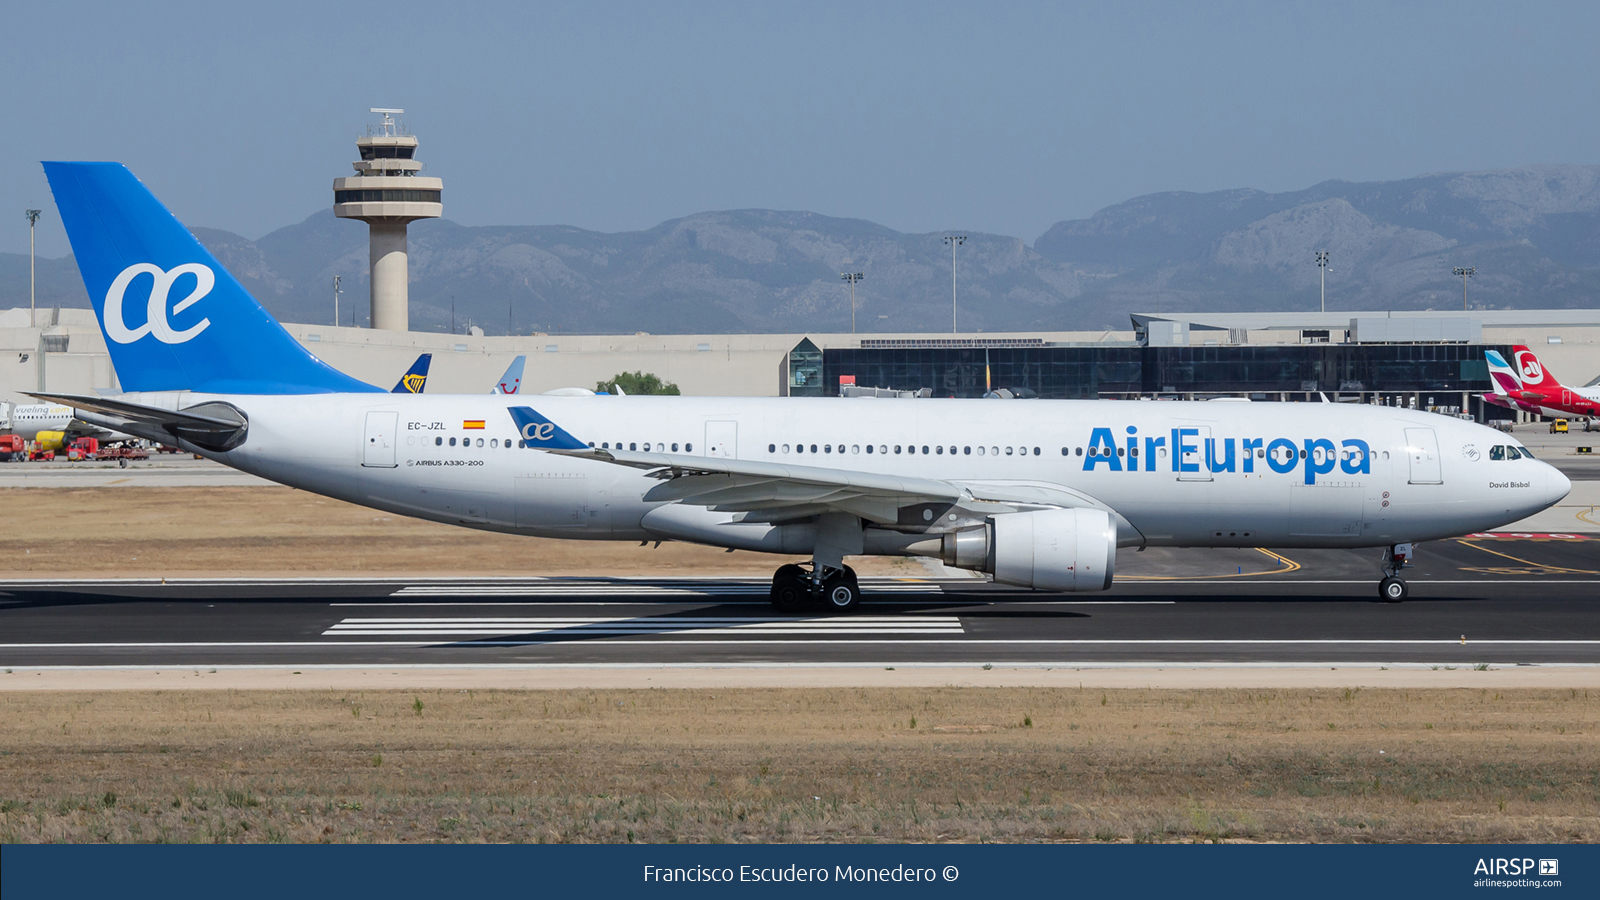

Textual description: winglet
[507,406,589,450]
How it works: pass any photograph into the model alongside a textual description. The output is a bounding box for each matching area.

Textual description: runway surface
[2,535,1598,668]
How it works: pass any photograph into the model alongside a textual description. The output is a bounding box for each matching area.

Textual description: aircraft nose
[1544,463,1572,508]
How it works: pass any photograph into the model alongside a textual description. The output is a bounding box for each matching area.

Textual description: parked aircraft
[391,354,432,394]
[32,162,1571,606]
[493,356,526,395]
[1484,347,1600,420]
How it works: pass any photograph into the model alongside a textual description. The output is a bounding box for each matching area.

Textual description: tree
[596,371,680,395]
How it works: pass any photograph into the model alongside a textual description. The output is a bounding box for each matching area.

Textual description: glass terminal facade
[791,341,1505,413]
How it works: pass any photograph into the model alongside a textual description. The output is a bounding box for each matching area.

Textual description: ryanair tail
[392,353,432,393]
[43,162,380,395]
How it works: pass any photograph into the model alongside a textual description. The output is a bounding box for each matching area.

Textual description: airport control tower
[332,109,442,331]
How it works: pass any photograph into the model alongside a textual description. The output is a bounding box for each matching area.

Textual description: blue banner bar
[2,843,1592,899]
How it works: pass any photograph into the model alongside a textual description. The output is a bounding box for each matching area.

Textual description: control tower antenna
[332,108,442,331]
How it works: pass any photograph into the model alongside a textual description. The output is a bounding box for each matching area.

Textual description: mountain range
[4,163,1597,334]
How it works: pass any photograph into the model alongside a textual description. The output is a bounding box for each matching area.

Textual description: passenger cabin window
[449,437,456,447]
[435,437,443,446]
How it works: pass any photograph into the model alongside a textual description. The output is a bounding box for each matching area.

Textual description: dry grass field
[0,487,935,578]
[1,687,1596,844]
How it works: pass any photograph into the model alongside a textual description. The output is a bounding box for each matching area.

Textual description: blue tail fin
[492,355,526,394]
[508,407,589,449]
[392,353,432,393]
[43,162,381,395]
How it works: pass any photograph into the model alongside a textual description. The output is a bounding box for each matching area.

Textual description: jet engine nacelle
[987,508,1117,591]
[35,430,67,452]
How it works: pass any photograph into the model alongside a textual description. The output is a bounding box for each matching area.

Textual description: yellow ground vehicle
[1550,418,1569,433]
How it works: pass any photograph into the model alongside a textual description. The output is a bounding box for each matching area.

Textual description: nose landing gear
[1379,543,1414,602]
[769,563,860,613]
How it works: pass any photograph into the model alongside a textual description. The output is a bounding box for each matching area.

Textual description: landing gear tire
[821,570,862,613]
[770,564,809,613]
[1379,576,1408,603]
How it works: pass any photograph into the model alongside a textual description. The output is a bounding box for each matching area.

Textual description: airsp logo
[1516,351,1543,383]
[104,263,214,345]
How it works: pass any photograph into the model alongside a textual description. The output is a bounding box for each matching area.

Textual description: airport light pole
[1453,266,1475,311]
[25,209,42,316]
[1315,251,1330,314]
[333,275,342,327]
[841,272,864,333]
[943,235,966,333]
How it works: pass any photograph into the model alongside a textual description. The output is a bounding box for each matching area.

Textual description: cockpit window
[1490,446,1505,461]
[1514,446,1534,459]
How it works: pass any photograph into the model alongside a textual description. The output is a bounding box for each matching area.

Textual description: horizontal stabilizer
[27,392,248,452]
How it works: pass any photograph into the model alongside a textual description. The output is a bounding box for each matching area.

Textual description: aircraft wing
[552,446,1142,541]
[556,446,970,524]
[507,404,1137,534]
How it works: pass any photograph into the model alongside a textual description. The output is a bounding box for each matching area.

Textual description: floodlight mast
[1316,251,1330,314]
[943,235,966,333]
[25,209,42,315]
[841,272,864,333]
[1453,266,1475,310]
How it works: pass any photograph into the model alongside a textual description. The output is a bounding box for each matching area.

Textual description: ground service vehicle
[66,436,100,460]
[33,161,1573,606]
[1551,419,1569,434]
[0,434,23,461]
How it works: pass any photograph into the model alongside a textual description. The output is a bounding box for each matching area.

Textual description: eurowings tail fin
[1485,349,1523,397]
[392,353,432,393]
[43,161,381,395]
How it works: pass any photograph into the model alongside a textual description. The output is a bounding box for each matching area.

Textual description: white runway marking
[322,615,966,637]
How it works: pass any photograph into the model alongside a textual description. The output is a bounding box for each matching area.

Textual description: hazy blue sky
[4,1,1597,256]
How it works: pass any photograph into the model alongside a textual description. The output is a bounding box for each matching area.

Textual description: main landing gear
[770,563,861,613]
[1379,543,1414,602]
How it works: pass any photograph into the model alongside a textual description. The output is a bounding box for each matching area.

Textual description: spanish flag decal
[463,420,486,430]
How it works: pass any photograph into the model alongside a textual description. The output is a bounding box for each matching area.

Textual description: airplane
[29,161,1572,606]
[1484,347,1600,420]
[0,401,75,443]
[0,400,137,450]
[493,356,526,395]
[391,353,432,394]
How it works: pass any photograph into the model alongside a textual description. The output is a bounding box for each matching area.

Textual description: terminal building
[3,307,1598,424]
[795,310,1600,421]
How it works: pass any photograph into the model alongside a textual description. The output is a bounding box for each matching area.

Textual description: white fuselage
[129,393,1570,550]
[0,403,75,441]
